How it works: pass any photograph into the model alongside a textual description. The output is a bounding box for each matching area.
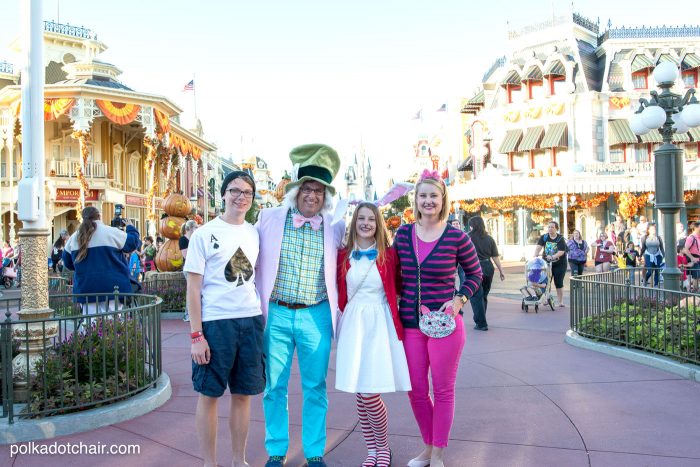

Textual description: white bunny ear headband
[349,182,414,207]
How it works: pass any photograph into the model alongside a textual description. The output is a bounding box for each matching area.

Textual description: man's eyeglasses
[226,188,255,199]
[301,187,325,196]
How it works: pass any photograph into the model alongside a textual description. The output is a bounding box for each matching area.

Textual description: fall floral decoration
[577,193,610,209]
[402,208,415,224]
[143,137,158,223]
[386,216,401,230]
[71,130,91,220]
[616,192,649,219]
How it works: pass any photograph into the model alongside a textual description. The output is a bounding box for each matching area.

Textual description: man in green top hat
[255,144,345,467]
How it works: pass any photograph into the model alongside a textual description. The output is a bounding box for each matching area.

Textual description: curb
[0,372,172,444]
[565,330,700,383]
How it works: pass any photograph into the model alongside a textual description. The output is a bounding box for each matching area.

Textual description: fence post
[1,308,13,422]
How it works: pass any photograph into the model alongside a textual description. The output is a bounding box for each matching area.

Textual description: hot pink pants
[403,315,465,448]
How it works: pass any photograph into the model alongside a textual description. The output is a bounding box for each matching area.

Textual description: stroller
[1,257,17,289]
[519,257,556,313]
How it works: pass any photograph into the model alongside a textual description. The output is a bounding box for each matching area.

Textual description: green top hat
[285,143,341,196]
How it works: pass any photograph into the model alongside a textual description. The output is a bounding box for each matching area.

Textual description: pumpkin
[160,216,185,240]
[275,174,291,201]
[155,239,184,272]
[163,193,192,218]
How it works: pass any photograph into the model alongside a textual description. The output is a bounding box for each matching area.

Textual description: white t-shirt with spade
[183,217,261,322]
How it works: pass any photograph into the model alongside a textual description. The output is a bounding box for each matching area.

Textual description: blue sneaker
[305,457,327,467]
[265,456,286,467]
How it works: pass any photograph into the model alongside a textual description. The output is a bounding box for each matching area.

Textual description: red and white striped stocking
[356,393,377,467]
[361,393,391,467]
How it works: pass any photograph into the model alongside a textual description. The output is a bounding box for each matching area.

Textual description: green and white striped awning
[501,70,521,86]
[541,122,568,148]
[639,129,662,143]
[524,66,543,81]
[544,61,565,76]
[689,127,700,141]
[638,129,690,143]
[498,129,523,153]
[608,120,638,145]
[632,55,654,73]
[657,54,678,66]
[682,53,700,71]
[519,126,545,151]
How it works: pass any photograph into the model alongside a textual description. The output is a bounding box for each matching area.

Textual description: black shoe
[474,325,488,331]
[304,457,327,467]
[265,456,287,467]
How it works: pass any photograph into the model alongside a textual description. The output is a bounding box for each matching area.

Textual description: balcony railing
[50,160,107,178]
[43,21,96,40]
[0,61,13,75]
[0,163,19,179]
[598,25,700,46]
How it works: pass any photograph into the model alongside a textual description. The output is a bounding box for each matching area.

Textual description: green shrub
[577,299,700,363]
[25,316,150,417]
[142,279,186,313]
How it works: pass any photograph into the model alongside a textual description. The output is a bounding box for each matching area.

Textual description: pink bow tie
[292,213,322,230]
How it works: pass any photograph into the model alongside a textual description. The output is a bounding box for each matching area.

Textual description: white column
[17,0,46,230]
[9,141,16,240]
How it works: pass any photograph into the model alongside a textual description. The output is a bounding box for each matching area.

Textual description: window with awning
[657,54,678,66]
[689,127,700,141]
[501,70,521,86]
[457,157,473,172]
[524,66,543,81]
[631,55,654,73]
[544,61,565,77]
[639,129,691,143]
[519,126,545,151]
[498,129,523,153]
[608,120,639,145]
[541,122,568,148]
[682,53,700,71]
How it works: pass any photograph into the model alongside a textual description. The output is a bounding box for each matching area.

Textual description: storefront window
[504,212,519,245]
[610,145,626,163]
[685,143,698,161]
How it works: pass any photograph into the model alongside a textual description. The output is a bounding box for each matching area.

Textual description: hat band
[298,166,333,185]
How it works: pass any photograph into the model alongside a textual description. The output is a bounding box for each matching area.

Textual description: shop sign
[56,188,99,201]
[125,195,146,207]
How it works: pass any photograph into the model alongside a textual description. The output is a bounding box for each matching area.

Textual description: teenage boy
[185,170,263,467]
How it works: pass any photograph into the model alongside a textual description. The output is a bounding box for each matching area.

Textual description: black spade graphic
[225,247,253,286]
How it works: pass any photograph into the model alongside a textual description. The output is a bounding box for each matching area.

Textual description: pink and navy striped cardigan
[394,223,483,328]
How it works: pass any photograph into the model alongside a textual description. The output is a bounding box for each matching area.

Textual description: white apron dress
[335,253,411,393]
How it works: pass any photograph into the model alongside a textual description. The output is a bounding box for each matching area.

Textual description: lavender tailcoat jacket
[255,206,346,334]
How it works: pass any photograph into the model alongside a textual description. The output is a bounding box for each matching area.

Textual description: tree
[386,195,411,218]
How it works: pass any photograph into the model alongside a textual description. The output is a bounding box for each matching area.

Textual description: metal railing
[1,291,162,423]
[599,25,700,46]
[141,275,186,313]
[50,160,107,178]
[43,21,96,40]
[570,268,699,365]
[0,61,13,74]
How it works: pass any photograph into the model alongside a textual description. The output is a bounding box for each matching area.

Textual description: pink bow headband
[418,169,444,186]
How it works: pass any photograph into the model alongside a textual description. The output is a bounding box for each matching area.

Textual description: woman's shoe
[407,457,430,467]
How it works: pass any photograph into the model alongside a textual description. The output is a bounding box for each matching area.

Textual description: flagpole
[192,73,198,121]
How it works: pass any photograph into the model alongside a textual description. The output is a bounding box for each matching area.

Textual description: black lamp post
[631,61,700,291]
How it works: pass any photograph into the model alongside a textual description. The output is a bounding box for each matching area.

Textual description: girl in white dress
[336,202,411,467]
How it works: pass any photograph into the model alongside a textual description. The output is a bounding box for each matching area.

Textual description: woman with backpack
[567,230,589,277]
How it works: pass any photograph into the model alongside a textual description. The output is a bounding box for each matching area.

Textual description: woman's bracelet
[190,331,203,338]
[191,336,205,344]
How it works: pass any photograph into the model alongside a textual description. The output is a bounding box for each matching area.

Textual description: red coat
[337,247,404,340]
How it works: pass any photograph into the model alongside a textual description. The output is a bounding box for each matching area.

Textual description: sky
[1,0,696,191]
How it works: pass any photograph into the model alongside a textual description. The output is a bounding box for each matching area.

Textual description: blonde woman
[394,170,482,467]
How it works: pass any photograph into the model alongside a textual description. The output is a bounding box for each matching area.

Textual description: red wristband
[190,331,203,338]
[191,336,205,344]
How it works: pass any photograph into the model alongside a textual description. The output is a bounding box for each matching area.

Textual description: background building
[0,21,218,245]
[454,13,700,260]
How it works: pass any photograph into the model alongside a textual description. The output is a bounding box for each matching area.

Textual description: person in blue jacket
[62,206,141,314]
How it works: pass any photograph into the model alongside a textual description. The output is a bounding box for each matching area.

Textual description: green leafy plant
[25,316,150,417]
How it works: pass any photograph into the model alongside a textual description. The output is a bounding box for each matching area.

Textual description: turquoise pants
[263,300,333,458]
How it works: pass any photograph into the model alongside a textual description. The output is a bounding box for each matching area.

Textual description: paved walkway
[3,293,700,466]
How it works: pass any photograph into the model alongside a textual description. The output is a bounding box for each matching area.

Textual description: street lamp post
[631,61,700,291]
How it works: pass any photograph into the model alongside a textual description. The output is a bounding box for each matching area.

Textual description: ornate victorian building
[455,13,700,260]
[0,21,218,244]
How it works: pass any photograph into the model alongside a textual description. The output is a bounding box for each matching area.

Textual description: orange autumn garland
[71,130,91,220]
[143,137,158,223]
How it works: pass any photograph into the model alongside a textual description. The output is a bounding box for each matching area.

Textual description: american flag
[183,80,194,91]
